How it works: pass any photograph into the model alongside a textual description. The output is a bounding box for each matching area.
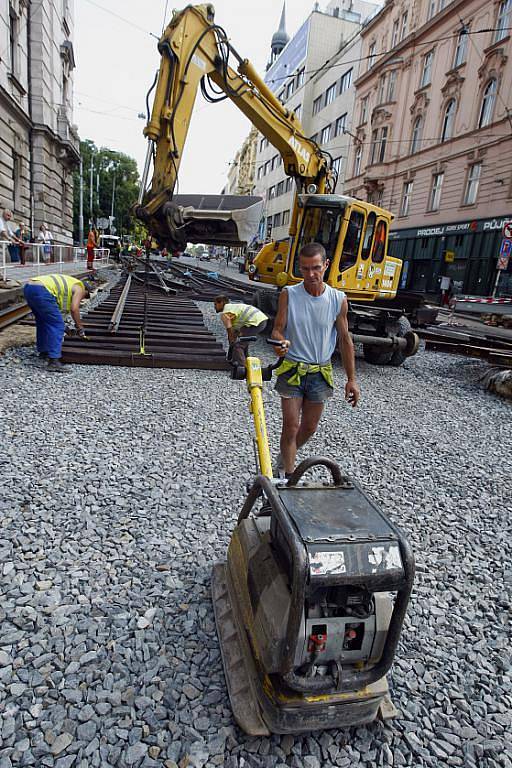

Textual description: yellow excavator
[135,3,420,366]
[136,3,416,736]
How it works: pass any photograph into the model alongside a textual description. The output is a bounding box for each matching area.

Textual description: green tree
[73,140,141,243]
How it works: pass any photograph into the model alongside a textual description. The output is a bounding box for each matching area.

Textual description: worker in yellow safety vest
[214,294,268,365]
[23,274,94,372]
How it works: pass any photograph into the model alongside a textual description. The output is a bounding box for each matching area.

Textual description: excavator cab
[251,195,402,303]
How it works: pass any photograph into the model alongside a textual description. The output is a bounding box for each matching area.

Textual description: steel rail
[108,274,132,333]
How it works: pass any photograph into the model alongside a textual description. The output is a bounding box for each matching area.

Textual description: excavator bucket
[154,194,264,250]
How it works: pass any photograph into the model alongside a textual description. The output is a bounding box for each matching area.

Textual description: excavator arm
[136,3,333,249]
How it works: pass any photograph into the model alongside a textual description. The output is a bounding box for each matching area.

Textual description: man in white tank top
[271,242,360,477]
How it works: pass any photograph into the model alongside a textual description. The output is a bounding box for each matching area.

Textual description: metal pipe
[138,141,154,204]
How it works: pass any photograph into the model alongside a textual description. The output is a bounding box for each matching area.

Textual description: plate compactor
[211,341,414,735]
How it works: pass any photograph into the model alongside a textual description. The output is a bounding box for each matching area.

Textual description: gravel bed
[0,302,510,768]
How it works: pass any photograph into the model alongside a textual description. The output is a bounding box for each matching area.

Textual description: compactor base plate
[211,562,398,735]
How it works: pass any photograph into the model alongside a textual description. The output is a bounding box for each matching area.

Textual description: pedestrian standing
[0,209,24,264]
[87,227,98,270]
[271,242,360,478]
[23,274,94,372]
[15,222,28,265]
[37,223,52,264]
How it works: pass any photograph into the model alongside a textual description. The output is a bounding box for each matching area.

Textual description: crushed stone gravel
[0,299,510,768]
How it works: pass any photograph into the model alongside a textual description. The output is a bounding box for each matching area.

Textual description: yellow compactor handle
[245,356,273,479]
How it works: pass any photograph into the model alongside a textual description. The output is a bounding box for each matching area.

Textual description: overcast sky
[73,0,324,194]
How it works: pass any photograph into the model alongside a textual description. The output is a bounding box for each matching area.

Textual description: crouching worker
[213,295,268,365]
[23,274,94,373]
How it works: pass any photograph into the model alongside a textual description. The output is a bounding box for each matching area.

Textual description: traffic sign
[499,237,512,257]
[97,217,109,229]
[502,221,512,238]
[498,254,510,270]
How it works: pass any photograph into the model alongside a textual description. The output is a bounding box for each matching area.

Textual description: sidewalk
[2,260,91,285]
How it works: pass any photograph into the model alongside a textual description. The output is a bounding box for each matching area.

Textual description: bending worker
[271,242,360,478]
[214,295,268,365]
[23,274,94,373]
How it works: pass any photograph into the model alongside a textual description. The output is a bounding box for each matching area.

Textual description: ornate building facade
[0,0,79,244]
[345,0,512,296]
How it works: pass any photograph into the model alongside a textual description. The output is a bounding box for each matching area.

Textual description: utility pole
[96,165,100,219]
[89,154,93,225]
[110,170,116,232]
[79,156,84,245]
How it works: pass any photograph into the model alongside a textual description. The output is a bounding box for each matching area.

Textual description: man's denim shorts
[275,369,333,403]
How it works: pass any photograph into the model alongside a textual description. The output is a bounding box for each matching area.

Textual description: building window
[313,96,323,115]
[464,163,482,204]
[370,127,388,164]
[282,209,290,225]
[277,180,284,196]
[400,12,408,41]
[278,89,286,104]
[285,177,293,192]
[266,216,272,237]
[320,124,332,144]
[334,113,347,136]
[367,43,376,70]
[332,156,342,183]
[325,83,337,106]
[268,185,275,200]
[273,212,281,227]
[427,0,436,19]
[411,116,423,153]
[429,173,444,211]
[271,155,278,171]
[420,51,434,88]
[12,150,21,211]
[495,0,512,43]
[453,29,468,67]
[257,166,263,180]
[479,79,497,127]
[339,68,353,93]
[294,103,302,120]
[9,4,19,76]
[400,180,413,216]
[264,160,270,175]
[285,80,294,100]
[360,96,368,124]
[354,145,362,176]
[441,99,456,141]
[297,68,305,88]
[377,75,386,104]
[387,70,397,101]
[391,19,399,48]
[378,127,388,163]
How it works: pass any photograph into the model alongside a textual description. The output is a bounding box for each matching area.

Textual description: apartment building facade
[0,0,79,244]
[223,128,258,196]
[344,0,512,296]
[252,0,378,244]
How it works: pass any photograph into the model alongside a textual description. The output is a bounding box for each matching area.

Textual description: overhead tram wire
[81,0,160,40]
[264,25,512,89]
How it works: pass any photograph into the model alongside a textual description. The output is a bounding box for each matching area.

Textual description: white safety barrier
[1,240,111,282]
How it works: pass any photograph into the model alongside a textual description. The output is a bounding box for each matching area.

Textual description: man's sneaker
[273,452,285,478]
[47,358,68,373]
